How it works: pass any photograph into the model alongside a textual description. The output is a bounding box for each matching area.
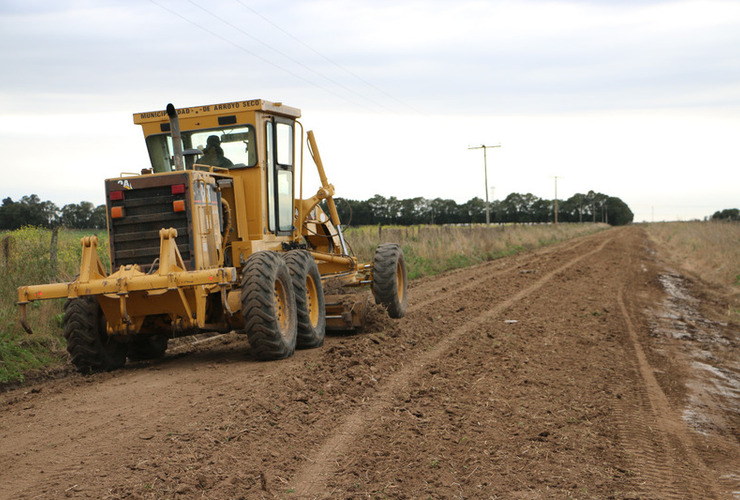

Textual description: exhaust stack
[166,103,184,171]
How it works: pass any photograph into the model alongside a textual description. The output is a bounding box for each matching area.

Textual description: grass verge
[644,221,739,290]
[643,221,740,319]
[0,227,108,383]
[344,223,609,279]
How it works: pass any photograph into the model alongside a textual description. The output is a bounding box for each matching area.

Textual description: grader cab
[17,99,407,373]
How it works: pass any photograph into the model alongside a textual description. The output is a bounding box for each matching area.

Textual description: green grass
[344,223,609,280]
[0,330,64,383]
[0,226,107,383]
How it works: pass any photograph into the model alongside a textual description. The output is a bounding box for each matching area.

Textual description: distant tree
[429,198,460,225]
[0,195,58,229]
[584,191,611,223]
[561,193,587,222]
[367,194,390,225]
[461,197,486,224]
[1,189,638,231]
[399,197,428,225]
[58,201,107,229]
[605,197,634,226]
[90,204,107,228]
[501,193,541,222]
[500,193,524,222]
[490,200,503,223]
[60,202,96,228]
[334,191,633,226]
[0,197,20,229]
[531,198,551,223]
[386,196,402,224]
[711,208,739,221]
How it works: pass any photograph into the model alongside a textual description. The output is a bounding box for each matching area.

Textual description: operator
[196,135,233,168]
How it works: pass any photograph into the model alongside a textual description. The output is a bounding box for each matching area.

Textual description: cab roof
[133,99,301,125]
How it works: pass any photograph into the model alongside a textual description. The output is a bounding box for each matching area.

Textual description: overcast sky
[1,0,738,222]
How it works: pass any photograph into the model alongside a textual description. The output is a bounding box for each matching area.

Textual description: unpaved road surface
[2,226,739,499]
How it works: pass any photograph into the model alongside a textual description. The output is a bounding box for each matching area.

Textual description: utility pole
[468,144,501,226]
[552,176,561,224]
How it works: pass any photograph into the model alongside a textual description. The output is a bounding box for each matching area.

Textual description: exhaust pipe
[166,103,184,171]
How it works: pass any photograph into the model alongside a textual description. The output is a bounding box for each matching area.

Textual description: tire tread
[372,243,408,319]
[240,252,297,360]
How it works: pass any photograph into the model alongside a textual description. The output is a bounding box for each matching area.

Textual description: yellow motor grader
[17,99,407,373]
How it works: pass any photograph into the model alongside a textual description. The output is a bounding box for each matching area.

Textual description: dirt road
[2,226,739,499]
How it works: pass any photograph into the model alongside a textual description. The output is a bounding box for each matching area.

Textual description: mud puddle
[651,273,740,435]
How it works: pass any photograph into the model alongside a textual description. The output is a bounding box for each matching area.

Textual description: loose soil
[1,226,739,499]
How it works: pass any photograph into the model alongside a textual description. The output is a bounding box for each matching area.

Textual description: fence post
[49,226,59,276]
[1,235,10,268]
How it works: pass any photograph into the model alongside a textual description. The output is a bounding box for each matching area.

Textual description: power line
[185,0,392,112]
[234,0,421,114]
[148,0,365,109]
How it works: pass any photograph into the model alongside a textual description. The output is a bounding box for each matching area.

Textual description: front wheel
[63,296,127,373]
[240,251,298,360]
[284,250,326,349]
[372,243,408,319]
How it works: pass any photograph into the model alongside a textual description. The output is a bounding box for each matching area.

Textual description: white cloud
[1,0,739,221]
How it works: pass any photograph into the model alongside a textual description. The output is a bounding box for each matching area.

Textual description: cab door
[265,117,295,235]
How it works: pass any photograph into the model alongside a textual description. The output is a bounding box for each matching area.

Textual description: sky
[1,0,739,222]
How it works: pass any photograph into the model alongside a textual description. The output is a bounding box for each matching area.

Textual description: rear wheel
[372,243,408,319]
[64,296,127,373]
[127,334,169,361]
[285,250,326,349]
[241,251,297,360]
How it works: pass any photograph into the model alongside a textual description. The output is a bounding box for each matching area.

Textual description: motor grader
[17,99,407,373]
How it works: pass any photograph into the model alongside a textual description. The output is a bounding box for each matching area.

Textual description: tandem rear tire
[284,250,326,349]
[63,296,127,374]
[372,243,408,319]
[241,251,298,360]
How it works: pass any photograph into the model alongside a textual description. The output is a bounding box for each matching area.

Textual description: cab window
[276,123,293,232]
[145,125,257,172]
[266,120,294,234]
[266,122,277,232]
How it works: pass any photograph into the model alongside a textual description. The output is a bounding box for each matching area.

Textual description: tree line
[0,195,106,230]
[0,190,635,231]
[333,190,634,226]
[711,208,739,221]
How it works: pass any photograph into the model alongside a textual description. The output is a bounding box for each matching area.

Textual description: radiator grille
[109,183,192,270]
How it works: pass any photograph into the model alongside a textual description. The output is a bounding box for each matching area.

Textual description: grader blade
[324,293,369,330]
[18,229,238,335]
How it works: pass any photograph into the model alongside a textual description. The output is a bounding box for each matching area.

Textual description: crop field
[1,222,739,498]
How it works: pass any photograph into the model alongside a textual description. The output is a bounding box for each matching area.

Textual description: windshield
[145,125,257,172]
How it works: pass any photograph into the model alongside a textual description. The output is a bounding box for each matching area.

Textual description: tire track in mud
[0,339,306,498]
[616,288,724,499]
[291,235,613,497]
[407,234,596,312]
